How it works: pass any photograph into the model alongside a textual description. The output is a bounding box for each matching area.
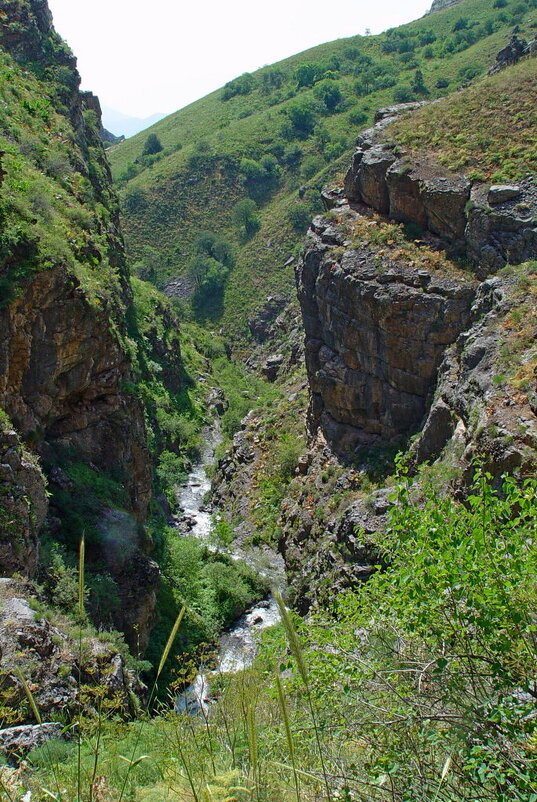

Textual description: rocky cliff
[297,209,476,453]
[283,89,537,609]
[299,97,537,456]
[0,0,173,653]
[426,0,463,14]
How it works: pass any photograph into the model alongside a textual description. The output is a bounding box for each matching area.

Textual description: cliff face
[344,111,537,276]
[0,420,47,577]
[0,265,151,517]
[0,0,166,652]
[298,105,537,455]
[285,98,537,610]
[426,0,463,14]
[297,212,476,453]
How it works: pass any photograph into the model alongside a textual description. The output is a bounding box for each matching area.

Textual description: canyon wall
[0,0,169,651]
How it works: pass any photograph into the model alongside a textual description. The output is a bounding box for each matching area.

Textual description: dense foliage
[14,468,537,800]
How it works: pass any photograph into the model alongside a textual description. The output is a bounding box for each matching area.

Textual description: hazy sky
[47,0,432,119]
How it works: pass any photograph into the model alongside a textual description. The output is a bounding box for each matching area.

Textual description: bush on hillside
[142,133,163,156]
[295,62,323,87]
[195,230,235,267]
[282,99,318,139]
[347,107,368,126]
[222,72,255,100]
[393,85,415,103]
[314,79,343,112]
[231,198,260,241]
[260,68,284,93]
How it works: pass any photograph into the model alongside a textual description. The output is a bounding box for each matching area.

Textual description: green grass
[387,56,537,180]
[109,0,534,342]
[0,48,127,314]
[15,468,537,802]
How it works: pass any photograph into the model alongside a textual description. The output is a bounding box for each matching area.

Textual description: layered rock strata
[344,112,537,273]
[297,210,476,452]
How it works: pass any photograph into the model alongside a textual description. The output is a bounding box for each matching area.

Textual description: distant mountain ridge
[102,105,166,138]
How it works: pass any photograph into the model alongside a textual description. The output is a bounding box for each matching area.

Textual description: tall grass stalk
[77,536,86,802]
[275,591,332,802]
[15,668,63,800]
[88,694,103,802]
[0,775,15,802]
[275,671,301,802]
[118,605,187,802]
[173,728,200,802]
[247,703,259,800]
[16,667,42,725]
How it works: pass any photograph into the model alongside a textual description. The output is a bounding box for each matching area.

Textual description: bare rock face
[296,212,476,453]
[411,274,537,478]
[426,0,463,13]
[0,425,47,576]
[0,723,65,760]
[0,266,151,520]
[465,178,537,278]
[386,160,471,244]
[344,146,396,214]
[279,439,389,612]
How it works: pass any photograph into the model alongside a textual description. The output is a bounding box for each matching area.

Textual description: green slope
[110,0,536,342]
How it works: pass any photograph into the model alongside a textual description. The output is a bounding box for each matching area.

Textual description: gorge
[0,0,537,798]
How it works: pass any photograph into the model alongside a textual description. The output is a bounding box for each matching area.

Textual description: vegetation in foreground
[4,466,536,801]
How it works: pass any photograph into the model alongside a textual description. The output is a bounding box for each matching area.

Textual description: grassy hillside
[110,0,536,342]
[388,55,537,181]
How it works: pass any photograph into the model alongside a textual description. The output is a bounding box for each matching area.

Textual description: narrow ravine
[174,420,285,713]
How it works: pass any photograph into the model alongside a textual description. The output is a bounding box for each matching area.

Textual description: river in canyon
[174,422,285,713]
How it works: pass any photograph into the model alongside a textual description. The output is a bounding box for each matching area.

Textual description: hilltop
[110,0,536,342]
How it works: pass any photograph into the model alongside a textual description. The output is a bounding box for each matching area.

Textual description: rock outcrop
[0,422,47,577]
[0,265,151,520]
[0,578,144,727]
[426,0,463,13]
[343,111,537,273]
[296,209,476,452]
[0,723,65,760]
[411,271,537,479]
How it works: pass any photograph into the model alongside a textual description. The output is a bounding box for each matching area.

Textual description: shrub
[393,85,415,103]
[142,133,163,156]
[260,68,284,93]
[452,16,469,31]
[300,155,324,180]
[195,230,235,267]
[123,188,147,214]
[347,107,368,126]
[287,203,314,231]
[186,140,214,170]
[411,69,429,95]
[222,72,255,100]
[313,80,343,112]
[232,198,260,240]
[458,64,482,82]
[295,62,322,87]
[284,99,317,138]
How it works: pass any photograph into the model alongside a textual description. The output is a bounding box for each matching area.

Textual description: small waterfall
[174,421,286,713]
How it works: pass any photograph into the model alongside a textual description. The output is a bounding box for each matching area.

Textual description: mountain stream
[174,423,285,713]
